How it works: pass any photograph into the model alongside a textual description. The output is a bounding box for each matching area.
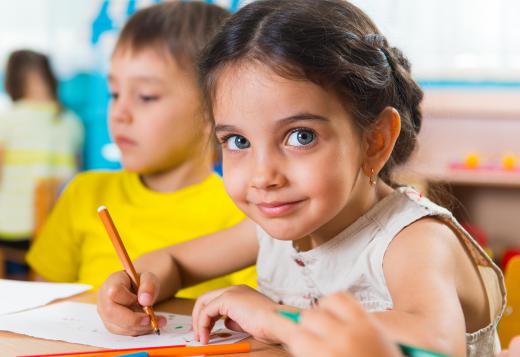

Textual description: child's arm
[373,218,473,357]
[97,217,258,336]
[134,217,258,301]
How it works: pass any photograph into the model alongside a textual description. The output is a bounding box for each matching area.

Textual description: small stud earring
[369,168,377,186]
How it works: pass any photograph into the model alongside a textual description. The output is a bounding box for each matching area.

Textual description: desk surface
[1,292,289,357]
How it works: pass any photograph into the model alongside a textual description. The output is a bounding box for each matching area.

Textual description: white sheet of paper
[0,302,249,349]
[0,279,92,315]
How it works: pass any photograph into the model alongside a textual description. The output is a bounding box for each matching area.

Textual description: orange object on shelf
[464,153,480,169]
[502,154,518,171]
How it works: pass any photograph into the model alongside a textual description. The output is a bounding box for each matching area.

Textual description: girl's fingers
[192,288,228,340]
[196,295,231,344]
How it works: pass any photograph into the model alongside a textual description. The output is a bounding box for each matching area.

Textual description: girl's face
[109,47,206,174]
[214,63,368,244]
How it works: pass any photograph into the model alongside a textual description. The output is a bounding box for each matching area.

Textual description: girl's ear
[362,107,401,177]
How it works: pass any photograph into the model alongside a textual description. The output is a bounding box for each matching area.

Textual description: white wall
[351,0,520,81]
[0,0,519,81]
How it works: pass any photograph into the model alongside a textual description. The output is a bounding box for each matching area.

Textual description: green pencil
[277,309,450,357]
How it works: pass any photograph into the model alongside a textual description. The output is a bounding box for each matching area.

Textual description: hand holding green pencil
[276,293,450,357]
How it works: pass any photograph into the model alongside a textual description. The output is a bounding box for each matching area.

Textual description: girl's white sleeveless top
[256,187,505,357]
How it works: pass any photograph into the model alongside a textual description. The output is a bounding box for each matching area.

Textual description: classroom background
[0,0,519,337]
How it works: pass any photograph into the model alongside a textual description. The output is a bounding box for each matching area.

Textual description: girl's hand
[97,270,167,336]
[192,285,280,344]
[280,292,402,357]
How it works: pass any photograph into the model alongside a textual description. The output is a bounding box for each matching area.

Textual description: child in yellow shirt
[26,1,255,298]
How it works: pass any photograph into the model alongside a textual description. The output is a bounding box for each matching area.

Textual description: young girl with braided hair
[98,1,504,355]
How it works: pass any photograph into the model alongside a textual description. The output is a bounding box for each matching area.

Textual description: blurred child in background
[0,49,83,276]
[26,1,255,297]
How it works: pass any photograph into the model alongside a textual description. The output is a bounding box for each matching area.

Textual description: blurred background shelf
[396,89,520,258]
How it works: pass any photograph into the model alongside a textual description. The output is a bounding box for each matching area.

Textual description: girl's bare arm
[374,218,472,357]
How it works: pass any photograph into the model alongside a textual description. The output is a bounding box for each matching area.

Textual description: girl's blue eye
[287,129,315,147]
[226,135,250,150]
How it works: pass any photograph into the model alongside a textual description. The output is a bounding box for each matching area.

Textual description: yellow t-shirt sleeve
[26,178,81,282]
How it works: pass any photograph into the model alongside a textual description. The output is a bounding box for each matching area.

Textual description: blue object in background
[60,72,119,170]
[91,0,114,45]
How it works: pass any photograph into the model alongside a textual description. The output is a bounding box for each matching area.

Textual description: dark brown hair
[115,1,230,72]
[199,0,423,184]
[4,49,59,102]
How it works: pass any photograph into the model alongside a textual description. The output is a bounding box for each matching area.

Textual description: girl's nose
[250,158,286,190]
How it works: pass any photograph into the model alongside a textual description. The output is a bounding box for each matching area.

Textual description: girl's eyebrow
[214,124,238,133]
[215,113,328,134]
[277,113,329,126]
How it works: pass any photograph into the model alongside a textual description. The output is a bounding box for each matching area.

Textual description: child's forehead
[215,62,337,108]
[112,44,169,64]
[112,43,193,72]
[110,45,194,81]
[213,62,355,129]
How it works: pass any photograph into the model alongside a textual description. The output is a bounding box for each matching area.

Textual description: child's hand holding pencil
[97,270,167,336]
[97,206,167,336]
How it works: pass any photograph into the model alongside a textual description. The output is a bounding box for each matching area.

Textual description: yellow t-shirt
[26,170,256,298]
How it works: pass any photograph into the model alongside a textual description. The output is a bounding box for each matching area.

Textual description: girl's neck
[140,150,214,193]
[301,181,394,250]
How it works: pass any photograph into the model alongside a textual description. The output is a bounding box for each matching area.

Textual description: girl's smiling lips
[255,200,306,218]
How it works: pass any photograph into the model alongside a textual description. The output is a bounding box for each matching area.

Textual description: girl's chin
[257,222,309,242]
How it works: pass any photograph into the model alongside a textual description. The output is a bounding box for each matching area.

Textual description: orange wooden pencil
[97,205,160,335]
[18,342,252,357]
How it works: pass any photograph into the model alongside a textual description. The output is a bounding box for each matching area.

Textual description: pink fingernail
[141,316,150,326]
